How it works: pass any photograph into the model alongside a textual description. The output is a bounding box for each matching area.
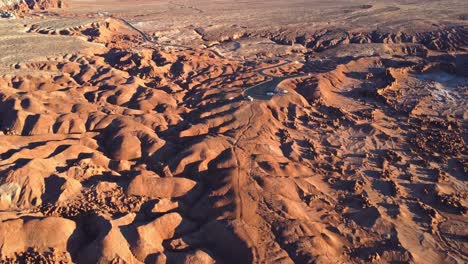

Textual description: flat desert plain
[0,0,467,263]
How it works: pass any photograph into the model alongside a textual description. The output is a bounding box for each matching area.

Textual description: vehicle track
[112,16,193,49]
[231,104,260,262]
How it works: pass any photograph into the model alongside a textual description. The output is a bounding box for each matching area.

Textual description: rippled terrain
[0,0,467,263]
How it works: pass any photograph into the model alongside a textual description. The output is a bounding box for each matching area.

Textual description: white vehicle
[266,92,275,96]
[247,96,254,101]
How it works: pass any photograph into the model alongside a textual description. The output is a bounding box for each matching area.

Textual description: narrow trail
[100,20,303,260]
[111,16,193,50]
[231,104,260,262]
[230,60,308,262]
[113,16,236,60]
[111,17,151,41]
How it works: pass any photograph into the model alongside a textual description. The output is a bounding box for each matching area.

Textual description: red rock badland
[0,0,466,263]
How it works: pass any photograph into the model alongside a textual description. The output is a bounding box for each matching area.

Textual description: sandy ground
[64,0,468,45]
[0,17,99,74]
[0,0,467,263]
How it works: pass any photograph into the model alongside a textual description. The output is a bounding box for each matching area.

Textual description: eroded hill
[0,1,467,263]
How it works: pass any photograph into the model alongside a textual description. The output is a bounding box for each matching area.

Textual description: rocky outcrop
[0,0,66,11]
[195,26,468,52]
